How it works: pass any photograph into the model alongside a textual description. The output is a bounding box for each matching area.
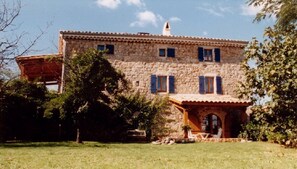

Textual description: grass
[0,141,297,169]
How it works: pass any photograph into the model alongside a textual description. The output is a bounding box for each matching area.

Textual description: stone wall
[111,60,244,97]
[64,39,245,64]
[63,38,246,97]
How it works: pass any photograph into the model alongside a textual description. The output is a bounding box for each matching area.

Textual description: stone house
[16,22,250,138]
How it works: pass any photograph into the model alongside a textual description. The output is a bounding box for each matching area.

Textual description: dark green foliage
[44,49,127,143]
[0,79,48,142]
[114,92,170,140]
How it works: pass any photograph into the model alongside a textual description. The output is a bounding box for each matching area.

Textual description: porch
[169,94,251,138]
[16,54,63,91]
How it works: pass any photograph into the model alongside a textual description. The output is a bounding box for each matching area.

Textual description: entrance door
[201,114,221,135]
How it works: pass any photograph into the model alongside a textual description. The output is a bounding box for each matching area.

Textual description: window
[167,48,175,57]
[158,48,175,57]
[157,76,167,92]
[97,44,114,54]
[150,75,175,93]
[199,76,222,94]
[106,45,114,54]
[198,47,220,62]
[205,77,214,93]
[97,45,105,51]
[204,49,213,61]
[159,49,166,57]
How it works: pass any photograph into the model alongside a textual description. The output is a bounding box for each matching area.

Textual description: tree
[56,49,127,143]
[239,1,297,146]
[248,0,297,28]
[0,0,46,80]
[0,79,48,142]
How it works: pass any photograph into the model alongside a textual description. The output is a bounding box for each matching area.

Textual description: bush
[114,91,170,141]
[239,121,268,141]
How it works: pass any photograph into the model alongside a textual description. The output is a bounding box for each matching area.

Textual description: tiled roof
[59,30,248,47]
[16,54,62,62]
[169,94,251,106]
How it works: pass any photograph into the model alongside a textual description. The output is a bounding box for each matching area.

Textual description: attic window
[158,48,175,57]
[97,44,114,54]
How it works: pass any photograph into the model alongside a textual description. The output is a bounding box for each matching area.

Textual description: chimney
[162,21,171,36]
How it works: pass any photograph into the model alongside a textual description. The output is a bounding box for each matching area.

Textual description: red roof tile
[169,94,251,106]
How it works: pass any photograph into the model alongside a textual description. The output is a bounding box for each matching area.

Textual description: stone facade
[60,31,247,97]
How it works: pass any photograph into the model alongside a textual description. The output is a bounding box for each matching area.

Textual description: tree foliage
[239,0,297,145]
[0,79,48,142]
[49,49,127,143]
[0,0,46,81]
[114,92,170,140]
[248,0,297,28]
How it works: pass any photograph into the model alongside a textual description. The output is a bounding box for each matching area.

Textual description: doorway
[201,114,222,135]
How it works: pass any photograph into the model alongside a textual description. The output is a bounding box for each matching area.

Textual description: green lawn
[0,142,297,169]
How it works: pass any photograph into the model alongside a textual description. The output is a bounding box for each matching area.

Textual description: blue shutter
[199,76,205,94]
[198,47,204,61]
[106,45,114,54]
[167,48,175,57]
[216,76,222,94]
[214,48,221,62]
[151,75,157,93]
[169,76,175,93]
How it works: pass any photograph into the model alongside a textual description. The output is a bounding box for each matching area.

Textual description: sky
[13,0,274,55]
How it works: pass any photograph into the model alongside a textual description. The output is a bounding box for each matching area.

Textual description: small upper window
[106,45,114,54]
[97,45,105,51]
[97,44,114,54]
[159,49,166,57]
[158,48,175,57]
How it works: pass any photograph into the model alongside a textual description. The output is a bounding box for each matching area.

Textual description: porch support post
[183,108,189,125]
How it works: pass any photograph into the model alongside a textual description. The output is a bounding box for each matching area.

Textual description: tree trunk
[76,127,82,143]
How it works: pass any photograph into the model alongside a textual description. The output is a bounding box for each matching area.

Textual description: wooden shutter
[151,75,157,93]
[214,48,221,62]
[199,76,205,94]
[169,76,175,93]
[216,76,222,94]
[106,44,114,54]
[167,48,175,57]
[198,47,204,61]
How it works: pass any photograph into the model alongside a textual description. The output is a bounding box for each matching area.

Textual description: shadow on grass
[0,141,112,148]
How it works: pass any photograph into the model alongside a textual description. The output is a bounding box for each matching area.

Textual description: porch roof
[169,94,251,107]
[16,54,63,83]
